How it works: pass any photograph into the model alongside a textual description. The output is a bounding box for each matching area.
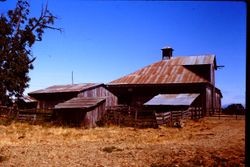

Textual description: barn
[28,83,117,127]
[106,47,222,127]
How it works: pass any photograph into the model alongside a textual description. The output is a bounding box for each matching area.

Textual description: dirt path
[0,116,245,166]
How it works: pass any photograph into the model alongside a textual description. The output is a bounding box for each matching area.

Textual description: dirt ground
[0,116,245,167]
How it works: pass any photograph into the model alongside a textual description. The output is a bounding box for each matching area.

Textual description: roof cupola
[161,46,173,60]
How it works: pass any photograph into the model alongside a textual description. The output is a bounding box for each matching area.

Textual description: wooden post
[194,107,196,119]
[134,109,138,128]
[118,111,121,127]
[170,111,173,127]
[191,108,193,119]
[235,110,238,120]
[162,112,164,125]
[219,107,221,120]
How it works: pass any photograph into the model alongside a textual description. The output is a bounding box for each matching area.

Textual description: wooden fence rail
[17,113,37,123]
[105,106,204,128]
[155,109,191,127]
[0,106,53,123]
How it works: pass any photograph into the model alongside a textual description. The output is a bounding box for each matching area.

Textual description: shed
[29,83,116,111]
[54,97,106,127]
[28,83,117,127]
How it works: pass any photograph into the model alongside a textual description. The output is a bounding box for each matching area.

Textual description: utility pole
[71,71,74,85]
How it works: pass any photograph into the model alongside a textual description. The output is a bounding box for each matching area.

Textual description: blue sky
[0,1,246,106]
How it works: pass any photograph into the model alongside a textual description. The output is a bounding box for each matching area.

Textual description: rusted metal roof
[54,97,105,110]
[144,93,200,106]
[166,55,215,66]
[109,55,215,85]
[29,83,103,95]
[20,96,37,103]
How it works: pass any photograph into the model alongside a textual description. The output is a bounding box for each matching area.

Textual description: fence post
[191,108,193,119]
[219,108,221,119]
[235,110,238,120]
[170,111,173,127]
[118,112,121,127]
[134,109,138,128]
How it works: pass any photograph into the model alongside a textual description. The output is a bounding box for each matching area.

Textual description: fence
[155,109,191,126]
[189,107,203,119]
[104,105,203,128]
[0,106,52,123]
[105,105,157,128]
[209,110,245,120]
[17,109,53,123]
[0,106,17,119]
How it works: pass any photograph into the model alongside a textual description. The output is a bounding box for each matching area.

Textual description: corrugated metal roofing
[144,93,200,106]
[109,55,215,85]
[20,96,37,103]
[54,97,105,109]
[166,55,215,66]
[29,83,102,95]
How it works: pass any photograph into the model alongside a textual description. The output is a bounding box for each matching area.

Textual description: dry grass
[0,116,245,167]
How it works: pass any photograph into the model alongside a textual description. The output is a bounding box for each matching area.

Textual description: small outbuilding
[28,83,117,127]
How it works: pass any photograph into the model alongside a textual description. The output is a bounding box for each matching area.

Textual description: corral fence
[209,110,245,120]
[0,106,18,119]
[104,105,205,128]
[17,109,53,123]
[0,106,53,123]
[104,105,157,128]
[155,109,191,127]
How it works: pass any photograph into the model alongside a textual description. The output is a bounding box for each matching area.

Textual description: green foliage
[0,0,59,105]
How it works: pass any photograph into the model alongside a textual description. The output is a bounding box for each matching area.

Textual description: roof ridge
[28,83,104,95]
[109,55,215,85]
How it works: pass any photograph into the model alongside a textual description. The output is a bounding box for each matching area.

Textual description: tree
[223,103,245,115]
[0,0,60,105]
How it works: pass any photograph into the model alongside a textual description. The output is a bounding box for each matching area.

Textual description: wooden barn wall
[37,100,62,111]
[215,91,222,110]
[17,101,37,110]
[210,64,215,85]
[114,84,205,107]
[34,86,117,113]
[205,86,222,114]
[81,102,106,128]
[35,93,77,112]
[205,87,212,111]
[77,86,117,107]
[53,109,86,126]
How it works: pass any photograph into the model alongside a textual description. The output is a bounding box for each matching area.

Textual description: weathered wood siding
[81,102,106,128]
[77,86,117,107]
[35,85,117,112]
[215,91,222,111]
[206,87,212,111]
[210,64,215,85]
[54,102,107,128]
[37,99,64,111]
[53,86,117,127]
